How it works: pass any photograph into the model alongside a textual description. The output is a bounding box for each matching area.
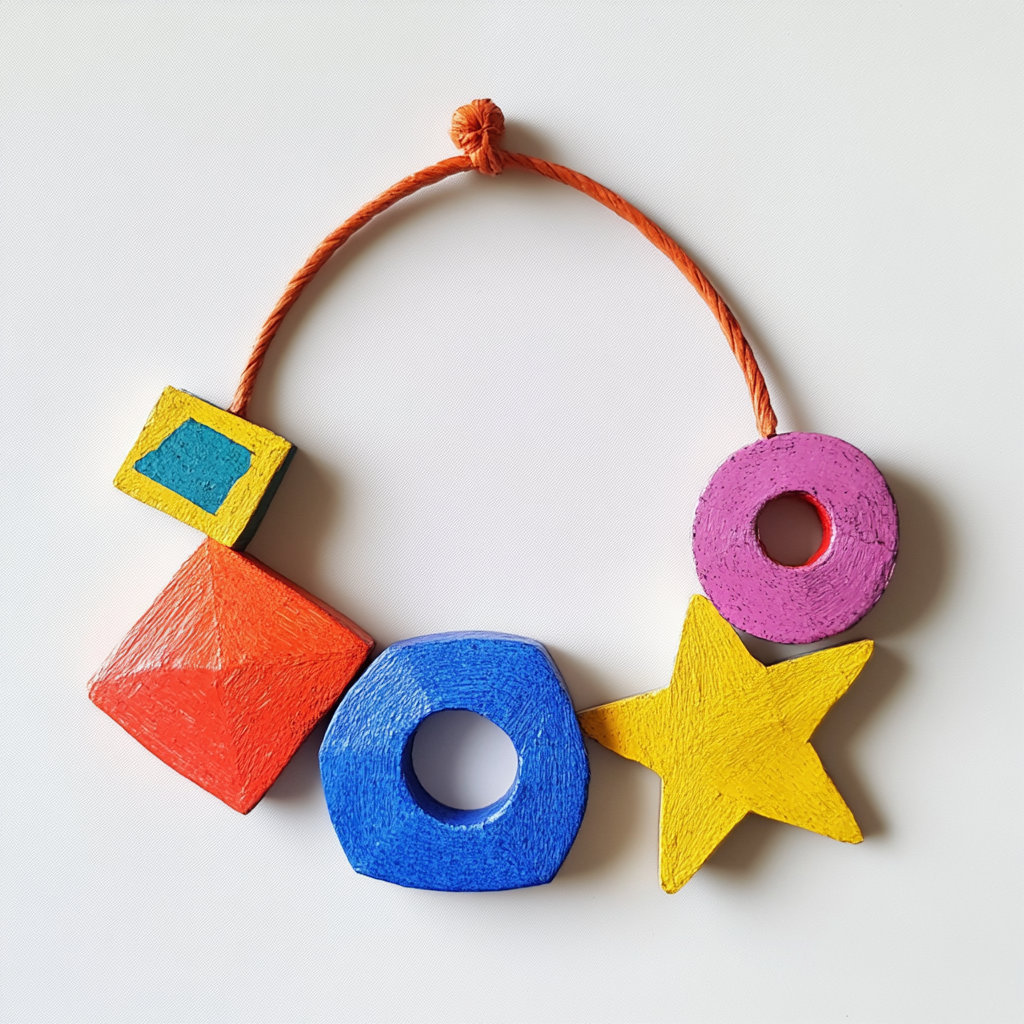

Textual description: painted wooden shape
[320,632,589,891]
[692,432,898,643]
[114,386,295,549]
[89,538,373,813]
[577,595,870,893]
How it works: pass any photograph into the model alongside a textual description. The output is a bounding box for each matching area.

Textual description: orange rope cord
[231,99,777,438]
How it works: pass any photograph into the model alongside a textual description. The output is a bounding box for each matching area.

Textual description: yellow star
[578,595,872,893]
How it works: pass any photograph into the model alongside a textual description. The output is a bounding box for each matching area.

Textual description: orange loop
[231,100,777,438]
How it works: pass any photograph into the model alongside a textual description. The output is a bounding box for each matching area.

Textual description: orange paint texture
[89,539,373,812]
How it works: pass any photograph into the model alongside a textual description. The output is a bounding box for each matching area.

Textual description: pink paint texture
[692,433,898,643]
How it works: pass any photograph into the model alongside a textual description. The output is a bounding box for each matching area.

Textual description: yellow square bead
[114,386,295,549]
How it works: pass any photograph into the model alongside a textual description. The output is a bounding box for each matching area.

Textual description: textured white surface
[1,2,1021,1022]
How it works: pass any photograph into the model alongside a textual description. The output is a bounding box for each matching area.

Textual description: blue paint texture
[319,632,590,892]
[135,419,252,513]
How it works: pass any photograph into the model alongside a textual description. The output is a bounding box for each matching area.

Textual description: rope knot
[450,99,505,175]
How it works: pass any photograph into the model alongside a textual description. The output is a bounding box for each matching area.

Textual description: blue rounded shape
[319,632,590,892]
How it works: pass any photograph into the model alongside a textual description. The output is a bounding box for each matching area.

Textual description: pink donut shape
[692,433,898,643]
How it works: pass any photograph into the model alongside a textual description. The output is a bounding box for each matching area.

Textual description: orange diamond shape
[89,539,373,812]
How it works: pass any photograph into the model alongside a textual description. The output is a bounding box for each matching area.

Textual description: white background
[2,3,1021,1022]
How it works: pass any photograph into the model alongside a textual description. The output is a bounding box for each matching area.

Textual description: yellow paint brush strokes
[114,386,293,548]
[578,595,871,893]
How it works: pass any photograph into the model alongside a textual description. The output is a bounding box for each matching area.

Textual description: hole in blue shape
[407,710,519,823]
[135,419,252,514]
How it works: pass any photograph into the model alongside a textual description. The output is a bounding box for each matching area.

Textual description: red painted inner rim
[756,491,833,567]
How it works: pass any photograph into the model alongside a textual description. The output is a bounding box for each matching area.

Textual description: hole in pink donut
[756,492,832,567]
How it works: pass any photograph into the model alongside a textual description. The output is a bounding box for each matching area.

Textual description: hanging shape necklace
[90,100,898,890]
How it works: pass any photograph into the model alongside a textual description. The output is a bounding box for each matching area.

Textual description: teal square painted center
[135,419,252,513]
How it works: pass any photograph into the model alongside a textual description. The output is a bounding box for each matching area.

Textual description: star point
[577,595,871,892]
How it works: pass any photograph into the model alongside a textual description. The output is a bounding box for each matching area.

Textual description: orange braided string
[231,99,777,438]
